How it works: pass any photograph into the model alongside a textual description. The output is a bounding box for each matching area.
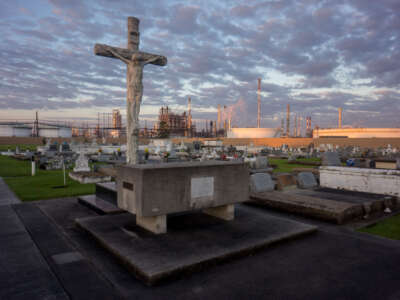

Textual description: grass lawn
[358,214,400,241]
[269,158,316,173]
[0,155,31,177]
[296,157,321,163]
[1,155,94,201]
[0,144,38,152]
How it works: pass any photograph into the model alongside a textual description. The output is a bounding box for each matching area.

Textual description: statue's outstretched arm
[144,55,162,65]
[109,48,130,64]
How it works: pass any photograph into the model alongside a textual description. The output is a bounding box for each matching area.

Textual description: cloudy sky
[0,0,399,129]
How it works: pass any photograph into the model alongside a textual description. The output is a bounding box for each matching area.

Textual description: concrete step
[95,182,117,205]
[78,195,123,215]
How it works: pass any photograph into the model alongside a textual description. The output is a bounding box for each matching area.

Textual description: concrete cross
[94,17,167,164]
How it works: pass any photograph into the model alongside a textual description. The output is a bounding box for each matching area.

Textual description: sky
[0,0,399,129]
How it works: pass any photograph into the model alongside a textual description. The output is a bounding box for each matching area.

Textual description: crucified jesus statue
[94,17,167,164]
[109,48,164,164]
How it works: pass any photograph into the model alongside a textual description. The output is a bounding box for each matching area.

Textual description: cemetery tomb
[117,161,249,233]
[320,166,400,197]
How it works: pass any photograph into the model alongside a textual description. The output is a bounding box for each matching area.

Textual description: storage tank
[0,125,14,137]
[39,126,72,138]
[227,128,280,138]
[313,128,400,138]
[0,124,31,137]
[58,127,72,138]
[13,126,32,137]
[39,127,59,138]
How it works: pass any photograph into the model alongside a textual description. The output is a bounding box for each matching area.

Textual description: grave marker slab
[250,173,275,193]
[322,152,341,166]
[297,172,318,189]
[276,174,297,190]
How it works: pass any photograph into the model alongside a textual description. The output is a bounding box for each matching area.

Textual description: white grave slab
[320,166,400,197]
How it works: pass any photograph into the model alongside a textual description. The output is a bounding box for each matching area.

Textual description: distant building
[313,128,400,138]
[157,106,194,137]
[0,123,71,138]
[110,109,122,138]
[227,128,281,138]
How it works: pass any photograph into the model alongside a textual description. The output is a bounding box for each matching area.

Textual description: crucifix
[94,17,167,164]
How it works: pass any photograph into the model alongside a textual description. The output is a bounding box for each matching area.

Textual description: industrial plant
[0,113,72,138]
[1,80,400,140]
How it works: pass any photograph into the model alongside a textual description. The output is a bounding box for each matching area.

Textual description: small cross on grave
[94,17,167,164]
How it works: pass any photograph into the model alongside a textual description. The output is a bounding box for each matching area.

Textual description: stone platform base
[78,195,123,215]
[250,191,364,224]
[75,205,317,286]
[69,172,111,184]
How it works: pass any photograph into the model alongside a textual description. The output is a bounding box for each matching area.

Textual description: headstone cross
[94,17,167,164]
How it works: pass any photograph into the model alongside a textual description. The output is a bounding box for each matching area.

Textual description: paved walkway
[1,192,400,299]
[0,177,20,205]
[0,205,68,299]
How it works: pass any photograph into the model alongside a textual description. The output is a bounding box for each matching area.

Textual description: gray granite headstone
[169,149,177,159]
[250,173,275,193]
[297,172,318,189]
[365,159,376,169]
[255,156,268,169]
[352,158,362,167]
[322,152,341,166]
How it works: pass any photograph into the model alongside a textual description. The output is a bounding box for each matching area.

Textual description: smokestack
[286,104,290,137]
[338,107,342,128]
[294,114,297,137]
[217,104,221,130]
[305,116,312,137]
[34,111,39,137]
[298,116,301,137]
[188,97,192,129]
[223,105,227,132]
[257,78,261,128]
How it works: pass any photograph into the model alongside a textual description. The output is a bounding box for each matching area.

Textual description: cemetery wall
[0,137,148,146]
[2,136,400,149]
[174,137,400,149]
[313,138,400,149]
[173,137,313,147]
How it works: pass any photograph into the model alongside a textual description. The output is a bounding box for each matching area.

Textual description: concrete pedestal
[136,215,167,234]
[117,161,249,233]
[203,204,234,221]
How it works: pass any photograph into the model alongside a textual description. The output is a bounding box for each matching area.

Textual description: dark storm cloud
[0,0,399,127]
